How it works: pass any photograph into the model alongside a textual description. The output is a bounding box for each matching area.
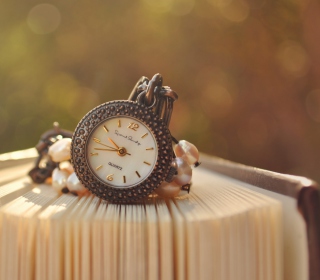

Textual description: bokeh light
[276,40,310,77]
[219,0,250,22]
[170,0,194,16]
[1,0,320,183]
[201,84,234,119]
[27,4,61,34]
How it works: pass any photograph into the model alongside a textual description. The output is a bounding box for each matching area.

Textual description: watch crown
[165,166,177,183]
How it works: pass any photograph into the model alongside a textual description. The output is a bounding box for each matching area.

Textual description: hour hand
[107,138,131,156]
[108,138,120,149]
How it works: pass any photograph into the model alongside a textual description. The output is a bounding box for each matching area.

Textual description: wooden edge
[200,153,320,280]
[298,187,320,280]
[200,153,319,198]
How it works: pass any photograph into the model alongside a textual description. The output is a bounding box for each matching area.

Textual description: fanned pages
[0,151,315,280]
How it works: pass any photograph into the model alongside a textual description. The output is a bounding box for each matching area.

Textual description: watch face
[86,116,158,188]
[71,100,173,203]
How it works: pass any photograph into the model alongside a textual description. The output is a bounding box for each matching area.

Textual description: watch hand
[95,142,118,150]
[94,148,118,151]
[116,147,131,156]
[108,138,120,149]
[107,138,131,156]
[94,147,131,156]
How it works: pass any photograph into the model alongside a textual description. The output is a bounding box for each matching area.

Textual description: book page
[217,171,309,280]
[0,163,287,280]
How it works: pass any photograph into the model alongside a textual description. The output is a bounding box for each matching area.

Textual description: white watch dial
[86,116,158,188]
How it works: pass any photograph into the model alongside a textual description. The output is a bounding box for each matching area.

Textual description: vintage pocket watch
[70,74,181,203]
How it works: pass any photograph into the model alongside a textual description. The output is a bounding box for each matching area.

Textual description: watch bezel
[71,100,173,203]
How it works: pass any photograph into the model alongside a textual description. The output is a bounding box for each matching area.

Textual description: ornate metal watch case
[71,100,175,203]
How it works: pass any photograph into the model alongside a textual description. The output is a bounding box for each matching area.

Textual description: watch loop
[128,73,178,127]
[145,73,163,106]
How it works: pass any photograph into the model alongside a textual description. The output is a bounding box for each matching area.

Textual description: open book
[0,149,319,280]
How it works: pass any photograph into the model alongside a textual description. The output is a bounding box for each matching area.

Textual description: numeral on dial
[128,122,139,131]
[96,165,103,170]
[90,153,98,156]
[107,174,114,181]
[93,138,101,143]
[135,171,141,178]
[141,133,148,138]
[118,120,121,127]
[103,125,109,132]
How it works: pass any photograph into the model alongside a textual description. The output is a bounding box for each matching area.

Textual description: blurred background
[1,0,320,181]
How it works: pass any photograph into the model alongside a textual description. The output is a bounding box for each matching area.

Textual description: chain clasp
[128,73,178,127]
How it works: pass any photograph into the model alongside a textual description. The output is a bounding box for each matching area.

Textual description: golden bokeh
[1,0,320,181]
[27,4,61,34]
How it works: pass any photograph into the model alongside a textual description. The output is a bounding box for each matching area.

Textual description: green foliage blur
[1,0,320,181]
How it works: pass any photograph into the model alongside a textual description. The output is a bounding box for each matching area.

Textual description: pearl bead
[59,161,74,174]
[52,168,69,193]
[172,157,192,185]
[154,181,181,198]
[67,172,87,195]
[48,138,72,162]
[174,140,199,165]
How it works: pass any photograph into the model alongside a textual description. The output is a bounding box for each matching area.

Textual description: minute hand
[94,147,131,156]
[94,141,118,150]
[94,148,117,151]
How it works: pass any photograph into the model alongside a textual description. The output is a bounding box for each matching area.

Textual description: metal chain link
[128,73,178,127]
